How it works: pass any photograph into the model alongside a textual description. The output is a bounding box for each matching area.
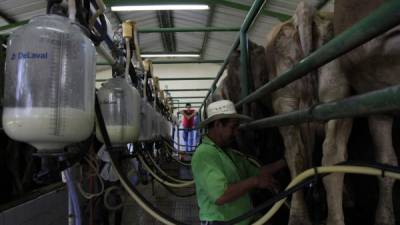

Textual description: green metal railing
[235,0,400,108]
[199,0,266,115]
[241,85,400,129]
[201,0,400,128]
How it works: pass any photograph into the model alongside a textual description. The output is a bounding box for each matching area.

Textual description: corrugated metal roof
[0,0,318,105]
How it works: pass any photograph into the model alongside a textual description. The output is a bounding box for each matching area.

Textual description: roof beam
[156,10,176,52]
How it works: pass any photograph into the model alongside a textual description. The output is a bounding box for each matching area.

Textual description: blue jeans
[182,128,193,151]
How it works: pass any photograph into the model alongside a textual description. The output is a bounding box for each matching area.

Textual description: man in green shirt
[192,100,286,225]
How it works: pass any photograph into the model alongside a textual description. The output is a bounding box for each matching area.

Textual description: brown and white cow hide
[265,2,352,225]
[334,1,400,225]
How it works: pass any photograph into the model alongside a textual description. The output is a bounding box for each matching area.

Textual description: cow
[334,1,400,225]
[265,2,353,225]
[221,2,353,225]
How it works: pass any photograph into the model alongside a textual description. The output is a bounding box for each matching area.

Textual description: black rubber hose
[222,161,400,225]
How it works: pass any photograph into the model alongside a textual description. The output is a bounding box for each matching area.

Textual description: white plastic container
[96,77,141,144]
[2,14,96,151]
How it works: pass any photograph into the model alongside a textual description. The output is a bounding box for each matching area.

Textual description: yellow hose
[146,151,194,183]
[138,155,194,188]
[110,155,176,225]
[252,165,400,225]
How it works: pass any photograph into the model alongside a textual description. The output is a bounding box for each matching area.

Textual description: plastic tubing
[144,151,193,183]
[68,0,76,22]
[125,37,131,79]
[110,153,188,225]
[163,146,192,167]
[133,28,144,70]
[252,165,400,225]
[63,169,82,225]
[89,0,106,29]
[138,154,194,188]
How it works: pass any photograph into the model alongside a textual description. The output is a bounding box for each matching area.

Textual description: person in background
[191,100,286,225]
[181,103,196,151]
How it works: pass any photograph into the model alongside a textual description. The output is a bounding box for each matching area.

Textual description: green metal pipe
[0,20,27,32]
[206,0,289,21]
[165,88,209,92]
[138,27,240,33]
[236,0,400,108]
[241,85,400,130]
[239,31,250,100]
[159,77,215,81]
[151,60,224,64]
[201,0,266,108]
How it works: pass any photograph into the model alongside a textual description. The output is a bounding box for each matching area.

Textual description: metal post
[241,85,400,130]
[236,0,400,108]
[201,0,266,108]
[239,30,250,115]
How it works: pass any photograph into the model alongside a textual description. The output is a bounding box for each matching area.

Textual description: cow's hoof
[375,223,393,225]
[326,218,344,225]
[288,216,312,225]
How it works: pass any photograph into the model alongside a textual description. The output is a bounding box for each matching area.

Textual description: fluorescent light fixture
[111,4,209,11]
[141,54,201,58]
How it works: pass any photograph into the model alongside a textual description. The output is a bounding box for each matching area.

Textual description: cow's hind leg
[369,115,398,225]
[322,118,352,225]
[318,57,352,225]
[279,125,312,225]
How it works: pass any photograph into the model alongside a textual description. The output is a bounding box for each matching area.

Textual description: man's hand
[254,166,279,191]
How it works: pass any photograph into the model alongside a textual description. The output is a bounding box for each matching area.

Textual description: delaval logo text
[11,52,48,60]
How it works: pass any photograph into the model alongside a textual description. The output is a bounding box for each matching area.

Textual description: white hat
[199,100,252,128]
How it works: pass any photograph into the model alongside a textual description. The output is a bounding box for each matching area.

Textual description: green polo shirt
[191,136,260,225]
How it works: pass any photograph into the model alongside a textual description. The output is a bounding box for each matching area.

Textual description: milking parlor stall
[0,0,399,225]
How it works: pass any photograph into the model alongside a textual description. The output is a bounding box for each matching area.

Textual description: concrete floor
[121,159,199,225]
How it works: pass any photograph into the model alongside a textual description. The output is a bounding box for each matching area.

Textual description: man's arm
[215,177,258,205]
[260,159,287,175]
[187,110,196,119]
[216,173,277,205]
